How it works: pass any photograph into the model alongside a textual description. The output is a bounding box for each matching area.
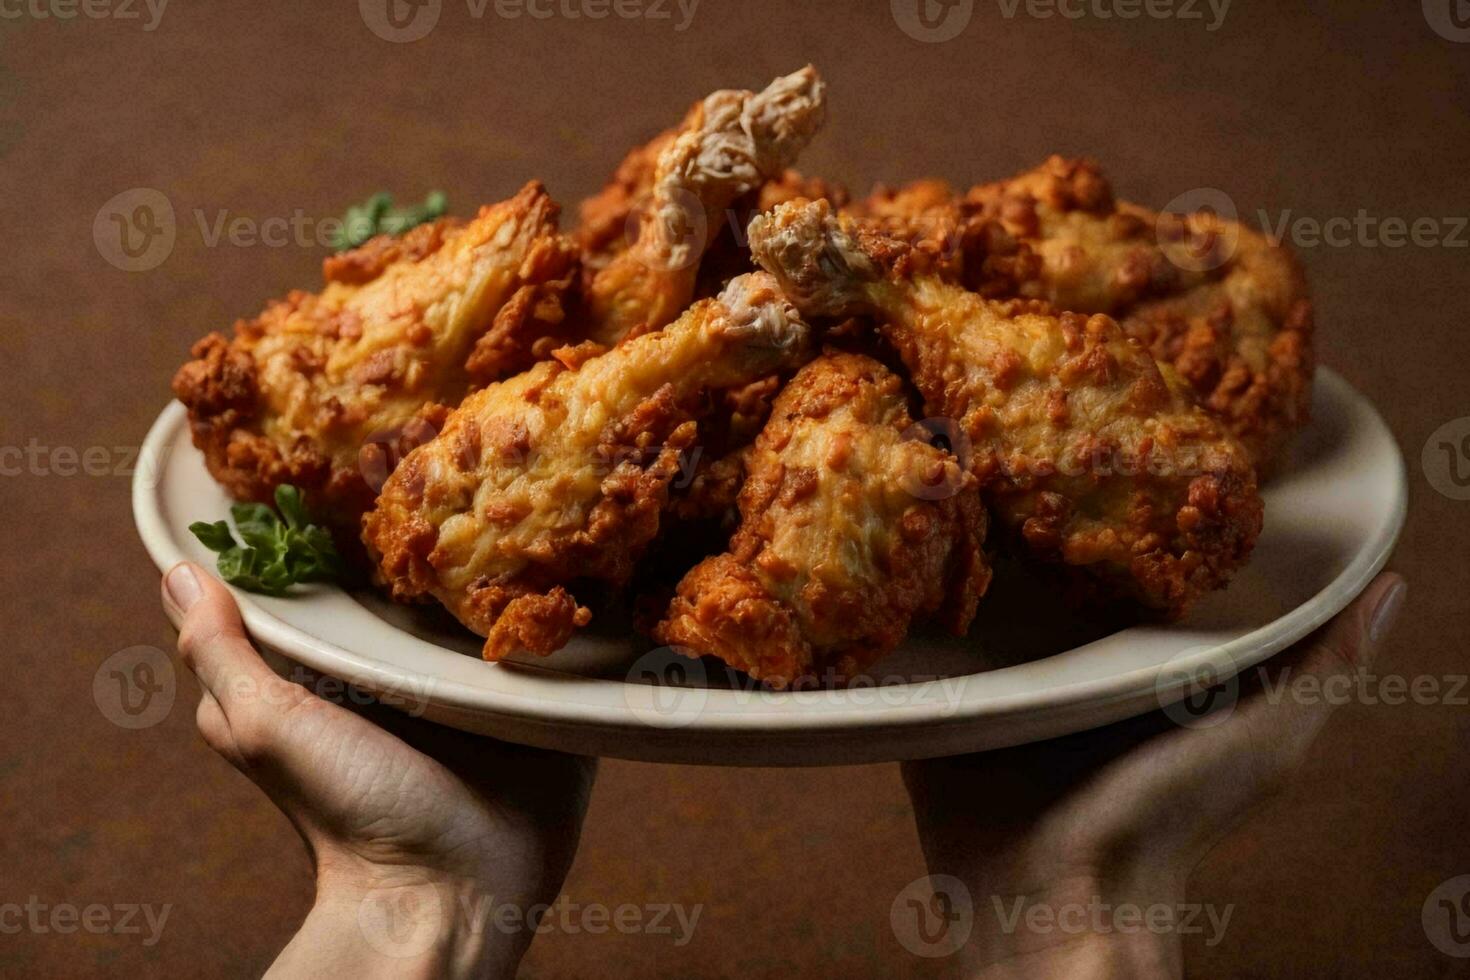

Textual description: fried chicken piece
[855,157,1314,468]
[172,182,579,533]
[576,66,827,347]
[576,135,843,279]
[654,352,991,688]
[363,273,814,660]
[750,200,1263,618]
[1115,220,1313,471]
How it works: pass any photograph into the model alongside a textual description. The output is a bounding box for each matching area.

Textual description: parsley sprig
[331,190,448,251]
[189,485,344,596]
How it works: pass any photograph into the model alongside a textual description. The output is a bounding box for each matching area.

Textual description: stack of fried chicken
[173,67,1312,689]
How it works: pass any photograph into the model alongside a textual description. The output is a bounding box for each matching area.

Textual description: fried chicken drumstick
[750,200,1263,618]
[576,66,827,347]
[363,273,813,660]
[172,182,578,533]
[654,352,991,688]
[856,156,1314,469]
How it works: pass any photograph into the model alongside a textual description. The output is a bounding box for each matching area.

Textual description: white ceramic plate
[134,368,1405,766]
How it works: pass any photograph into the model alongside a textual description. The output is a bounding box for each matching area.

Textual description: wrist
[268,869,512,980]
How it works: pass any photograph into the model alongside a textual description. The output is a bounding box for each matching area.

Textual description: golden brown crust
[850,178,972,282]
[321,218,462,285]
[1117,224,1314,469]
[491,588,595,660]
[851,156,1315,469]
[171,182,579,536]
[959,158,1183,308]
[755,169,851,213]
[363,273,814,660]
[749,201,1263,619]
[655,352,991,688]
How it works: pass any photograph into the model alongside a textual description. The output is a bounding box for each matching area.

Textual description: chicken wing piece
[856,157,1314,469]
[654,352,991,689]
[578,118,846,302]
[172,182,579,533]
[749,200,1263,619]
[362,273,813,661]
[576,66,827,347]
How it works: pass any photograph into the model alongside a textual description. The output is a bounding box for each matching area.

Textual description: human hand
[161,561,597,980]
[902,572,1407,978]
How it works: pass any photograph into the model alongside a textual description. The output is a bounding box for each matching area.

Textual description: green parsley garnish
[331,190,448,251]
[189,485,344,596]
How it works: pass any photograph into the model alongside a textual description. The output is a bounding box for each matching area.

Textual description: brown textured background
[3,1,1469,976]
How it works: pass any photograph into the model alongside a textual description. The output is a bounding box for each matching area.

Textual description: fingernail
[1369,579,1406,646]
[166,563,203,612]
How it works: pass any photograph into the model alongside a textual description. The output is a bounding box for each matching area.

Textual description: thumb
[161,562,316,761]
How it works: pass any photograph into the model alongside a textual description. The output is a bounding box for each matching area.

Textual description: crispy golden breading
[750,200,1263,618]
[851,177,970,280]
[754,169,850,213]
[576,66,827,347]
[957,158,1212,310]
[854,157,1314,468]
[363,273,814,660]
[1116,221,1313,471]
[655,352,991,688]
[172,182,578,532]
[856,181,952,236]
